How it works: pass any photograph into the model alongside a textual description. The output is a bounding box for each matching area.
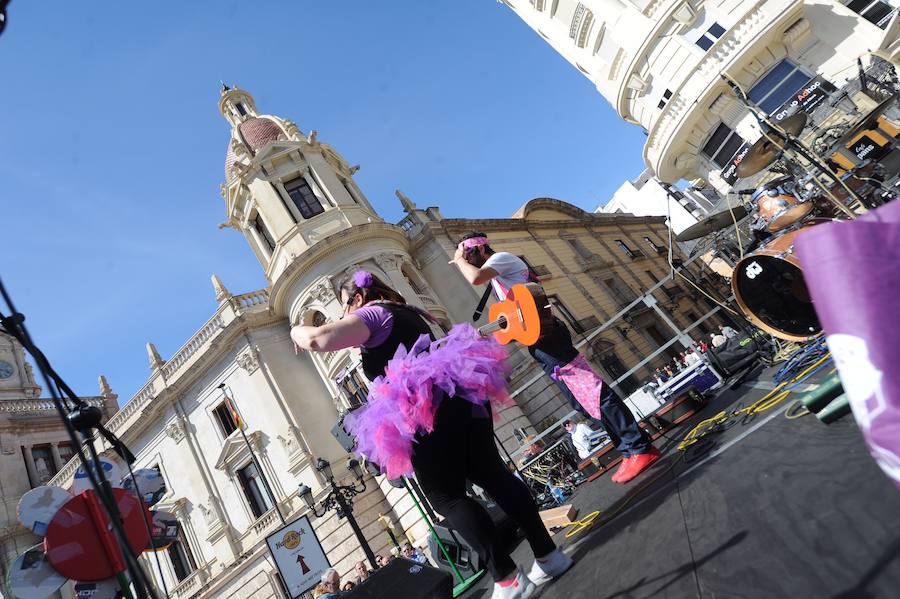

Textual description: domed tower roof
[224,116,285,182]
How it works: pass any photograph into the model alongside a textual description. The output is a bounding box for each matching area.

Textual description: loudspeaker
[331,412,382,477]
[426,498,520,580]
[346,558,452,599]
[707,329,770,376]
[331,413,357,453]
[427,524,483,580]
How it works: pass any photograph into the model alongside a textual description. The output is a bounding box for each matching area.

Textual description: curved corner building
[501,0,897,192]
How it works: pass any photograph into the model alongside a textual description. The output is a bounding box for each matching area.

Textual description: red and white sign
[265,516,330,598]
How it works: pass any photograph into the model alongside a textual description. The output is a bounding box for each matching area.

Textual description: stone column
[22,446,38,488]
[374,253,425,309]
[50,444,63,473]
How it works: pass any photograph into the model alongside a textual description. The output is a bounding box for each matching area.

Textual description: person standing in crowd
[449,232,660,484]
[720,324,738,339]
[290,271,571,599]
[402,542,429,564]
[711,331,728,348]
[683,347,701,366]
[317,569,342,599]
[653,368,668,387]
[353,560,372,585]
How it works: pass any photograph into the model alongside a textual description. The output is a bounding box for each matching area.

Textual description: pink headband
[460,237,489,249]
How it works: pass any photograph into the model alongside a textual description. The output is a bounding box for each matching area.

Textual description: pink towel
[551,355,603,419]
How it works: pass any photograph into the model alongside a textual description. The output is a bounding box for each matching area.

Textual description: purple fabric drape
[794,200,900,488]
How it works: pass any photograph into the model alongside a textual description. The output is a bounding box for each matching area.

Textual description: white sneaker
[528,548,573,586]
[491,567,536,599]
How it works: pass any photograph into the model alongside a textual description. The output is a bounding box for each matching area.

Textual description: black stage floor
[464,366,900,599]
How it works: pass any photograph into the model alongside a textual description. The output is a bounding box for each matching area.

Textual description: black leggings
[411,396,556,581]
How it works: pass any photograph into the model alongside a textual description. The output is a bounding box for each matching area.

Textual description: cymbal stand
[721,75,862,217]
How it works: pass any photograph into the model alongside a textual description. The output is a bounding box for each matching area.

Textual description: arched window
[312,311,328,327]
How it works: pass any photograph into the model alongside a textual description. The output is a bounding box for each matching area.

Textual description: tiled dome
[224,117,284,182]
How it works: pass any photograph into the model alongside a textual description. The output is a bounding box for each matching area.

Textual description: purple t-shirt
[353,304,394,348]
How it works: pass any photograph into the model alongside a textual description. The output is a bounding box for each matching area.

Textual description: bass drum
[732,220,825,342]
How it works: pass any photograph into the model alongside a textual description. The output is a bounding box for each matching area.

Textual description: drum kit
[678,96,898,343]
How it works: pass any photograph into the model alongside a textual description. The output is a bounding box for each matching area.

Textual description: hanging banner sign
[266,516,331,598]
[772,75,836,122]
[720,142,754,185]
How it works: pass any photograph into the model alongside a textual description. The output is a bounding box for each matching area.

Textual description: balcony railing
[170,568,207,599]
[0,397,105,414]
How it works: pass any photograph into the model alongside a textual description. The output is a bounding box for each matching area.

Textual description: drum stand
[721,75,864,217]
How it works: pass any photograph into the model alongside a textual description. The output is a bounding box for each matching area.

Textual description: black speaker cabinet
[427,523,483,580]
[346,558,452,599]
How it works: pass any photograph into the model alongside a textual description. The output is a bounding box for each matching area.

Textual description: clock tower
[0,332,41,400]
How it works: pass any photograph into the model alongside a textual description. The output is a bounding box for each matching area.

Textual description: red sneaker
[616,447,661,484]
[610,456,634,483]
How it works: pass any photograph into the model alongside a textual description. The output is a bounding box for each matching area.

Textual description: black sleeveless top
[360,303,435,381]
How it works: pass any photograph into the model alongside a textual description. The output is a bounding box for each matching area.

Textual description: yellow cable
[563,351,831,539]
[785,401,811,420]
[564,511,600,538]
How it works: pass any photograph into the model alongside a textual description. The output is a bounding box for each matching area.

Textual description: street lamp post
[298,457,378,571]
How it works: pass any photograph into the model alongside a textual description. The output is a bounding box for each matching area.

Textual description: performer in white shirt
[450,232,660,484]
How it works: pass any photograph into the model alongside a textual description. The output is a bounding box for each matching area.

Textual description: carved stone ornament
[282,119,301,139]
[236,347,260,374]
[200,502,217,526]
[374,253,402,272]
[309,280,335,304]
[277,426,303,456]
[230,137,251,161]
[165,418,187,443]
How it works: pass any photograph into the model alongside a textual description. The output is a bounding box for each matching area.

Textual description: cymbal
[735,113,809,179]
[775,112,809,137]
[836,96,897,145]
[676,205,749,242]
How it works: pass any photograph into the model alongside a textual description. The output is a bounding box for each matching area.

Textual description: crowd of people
[650,324,738,386]
[311,543,430,597]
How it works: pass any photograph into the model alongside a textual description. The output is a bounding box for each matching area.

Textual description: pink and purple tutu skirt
[345,323,512,479]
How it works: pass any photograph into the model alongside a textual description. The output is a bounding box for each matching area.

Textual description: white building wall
[503,0,898,195]
[597,172,700,234]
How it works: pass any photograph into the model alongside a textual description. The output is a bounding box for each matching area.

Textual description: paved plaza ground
[463,366,900,599]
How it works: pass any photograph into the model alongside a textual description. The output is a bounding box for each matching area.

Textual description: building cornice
[435,213,667,233]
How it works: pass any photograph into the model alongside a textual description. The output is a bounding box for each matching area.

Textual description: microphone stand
[720,74,863,216]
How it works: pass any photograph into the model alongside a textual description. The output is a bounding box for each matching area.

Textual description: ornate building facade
[501,0,898,197]
[0,333,117,596]
[43,87,729,599]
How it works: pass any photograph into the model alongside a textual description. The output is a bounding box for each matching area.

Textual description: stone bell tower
[218,84,449,409]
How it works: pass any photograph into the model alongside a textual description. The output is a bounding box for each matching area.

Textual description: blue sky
[0,2,647,405]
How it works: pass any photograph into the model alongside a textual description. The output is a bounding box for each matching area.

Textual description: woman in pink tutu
[290,270,571,599]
